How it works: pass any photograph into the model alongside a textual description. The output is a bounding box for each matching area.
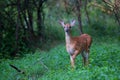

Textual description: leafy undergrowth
[0,41,120,80]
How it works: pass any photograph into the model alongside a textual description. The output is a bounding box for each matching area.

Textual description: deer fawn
[59,20,92,68]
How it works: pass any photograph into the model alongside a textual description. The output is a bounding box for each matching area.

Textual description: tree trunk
[27,8,35,42]
[37,1,45,39]
[12,0,21,56]
[0,21,3,48]
[114,0,120,26]
[75,0,83,35]
[85,0,90,24]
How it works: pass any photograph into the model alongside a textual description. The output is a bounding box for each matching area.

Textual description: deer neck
[65,31,72,44]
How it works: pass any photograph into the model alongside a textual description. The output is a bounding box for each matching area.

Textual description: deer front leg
[70,50,79,68]
[70,55,75,68]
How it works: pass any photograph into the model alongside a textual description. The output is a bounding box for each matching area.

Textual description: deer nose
[65,28,69,32]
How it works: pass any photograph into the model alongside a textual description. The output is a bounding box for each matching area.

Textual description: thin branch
[10,64,25,74]
[34,57,49,71]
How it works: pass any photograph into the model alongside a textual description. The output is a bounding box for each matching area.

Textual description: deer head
[59,20,76,32]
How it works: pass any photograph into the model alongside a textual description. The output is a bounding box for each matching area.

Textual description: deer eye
[69,26,71,28]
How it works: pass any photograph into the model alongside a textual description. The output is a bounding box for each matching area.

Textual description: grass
[0,40,120,80]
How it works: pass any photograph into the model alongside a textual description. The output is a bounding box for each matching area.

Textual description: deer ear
[70,20,76,27]
[59,20,65,27]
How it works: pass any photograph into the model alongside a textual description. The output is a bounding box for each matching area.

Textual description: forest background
[0,0,120,80]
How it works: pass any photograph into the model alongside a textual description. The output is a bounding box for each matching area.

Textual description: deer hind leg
[81,51,89,66]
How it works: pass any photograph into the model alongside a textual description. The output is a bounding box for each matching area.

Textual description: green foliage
[0,40,120,80]
[82,9,120,37]
[0,0,120,79]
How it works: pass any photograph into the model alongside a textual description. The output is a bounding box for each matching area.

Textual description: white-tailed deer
[59,20,92,68]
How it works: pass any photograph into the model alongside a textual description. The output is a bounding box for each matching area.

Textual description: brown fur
[59,20,92,68]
